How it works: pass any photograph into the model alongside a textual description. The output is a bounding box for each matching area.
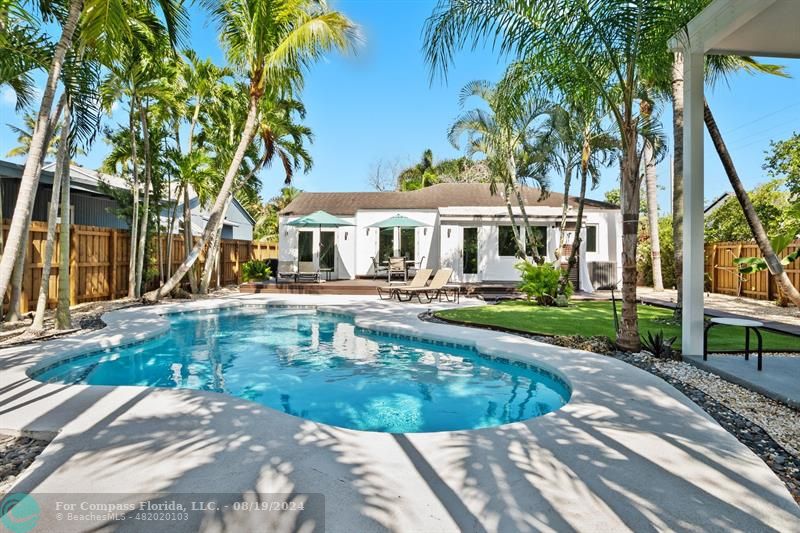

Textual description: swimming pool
[32,307,570,433]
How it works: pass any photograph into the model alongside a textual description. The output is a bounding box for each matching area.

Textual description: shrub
[515,261,573,305]
[242,259,272,282]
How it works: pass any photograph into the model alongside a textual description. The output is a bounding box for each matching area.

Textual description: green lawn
[436,300,800,352]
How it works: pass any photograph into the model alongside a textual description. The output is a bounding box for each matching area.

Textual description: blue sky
[2,1,799,210]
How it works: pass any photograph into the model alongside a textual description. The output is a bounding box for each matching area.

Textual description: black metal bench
[703,317,764,371]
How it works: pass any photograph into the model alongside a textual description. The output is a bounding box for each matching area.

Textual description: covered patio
[672,0,800,356]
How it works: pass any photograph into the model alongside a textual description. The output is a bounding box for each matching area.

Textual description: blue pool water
[32,307,570,433]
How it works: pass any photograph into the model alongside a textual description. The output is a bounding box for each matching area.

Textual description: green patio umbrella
[287,211,353,274]
[288,210,353,228]
[368,214,429,229]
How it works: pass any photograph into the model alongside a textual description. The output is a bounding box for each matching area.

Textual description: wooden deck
[239,279,521,298]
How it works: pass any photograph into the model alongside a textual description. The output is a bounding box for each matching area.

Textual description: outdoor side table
[320,268,334,281]
[703,317,765,371]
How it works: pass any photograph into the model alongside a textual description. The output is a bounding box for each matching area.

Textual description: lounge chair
[371,256,388,280]
[296,261,320,283]
[377,268,432,300]
[396,268,453,303]
[388,256,407,282]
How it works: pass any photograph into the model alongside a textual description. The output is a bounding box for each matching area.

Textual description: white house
[278,183,622,290]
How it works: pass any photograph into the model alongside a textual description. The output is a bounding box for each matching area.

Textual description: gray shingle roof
[280,183,618,216]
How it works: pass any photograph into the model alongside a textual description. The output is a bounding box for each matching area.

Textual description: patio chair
[277,261,299,283]
[376,268,432,300]
[395,268,453,303]
[371,256,388,280]
[296,261,320,283]
[388,256,407,282]
[408,255,426,277]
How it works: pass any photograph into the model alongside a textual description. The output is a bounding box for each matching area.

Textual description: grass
[435,300,800,353]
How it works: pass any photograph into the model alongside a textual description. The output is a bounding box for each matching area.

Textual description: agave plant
[640,330,678,360]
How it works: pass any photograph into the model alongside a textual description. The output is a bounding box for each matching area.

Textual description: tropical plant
[765,132,800,202]
[703,100,800,308]
[424,0,694,350]
[448,80,552,262]
[254,186,302,240]
[146,0,359,301]
[0,0,186,314]
[241,259,272,281]
[515,261,572,306]
[640,330,678,360]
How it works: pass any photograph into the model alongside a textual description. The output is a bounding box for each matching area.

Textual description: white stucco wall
[278,216,357,279]
[352,210,440,278]
[278,206,622,285]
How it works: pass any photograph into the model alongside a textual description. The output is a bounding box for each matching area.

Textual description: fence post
[710,244,718,293]
[70,226,79,305]
[20,230,31,314]
[110,230,118,300]
[235,240,240,284]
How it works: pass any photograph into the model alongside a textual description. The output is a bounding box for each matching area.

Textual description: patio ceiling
[674,0,800,57]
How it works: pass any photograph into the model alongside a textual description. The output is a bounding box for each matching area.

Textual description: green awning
[287,210,353,228]
[369,214,429,229]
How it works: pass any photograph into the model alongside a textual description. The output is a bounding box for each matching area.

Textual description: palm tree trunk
[644,141,664,291]
[29,108,70,333]
[6,233,28,323]
[56,141,72,330]
[617,128,642,351]
[144,95,261,301]
[183,186,197,293]
[704,100,800,307]
[558,165,575,260]
[671,52,684,316]
[512,186,542,263]
[127,103,139,298]
[135,104,152,297]
[561,146,590,293]
[0,0,83,307]
[200,193,232,294]
[165,182,182,281]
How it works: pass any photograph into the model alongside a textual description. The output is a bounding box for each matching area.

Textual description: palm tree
[639,95,664,291]
[146,0,359,301]
[199,85,313,293]
[425,0,697,350]
[666,52,798,310]
[0,1,52,110]
[703,100,800,307]
[6,113,62,157]
[448,79,552,263]
[29,105,71,333]
[173,50,233,292]
[0,0,186,312]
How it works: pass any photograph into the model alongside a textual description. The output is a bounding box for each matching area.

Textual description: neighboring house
[278,183,622,289]
[0,159,255,240]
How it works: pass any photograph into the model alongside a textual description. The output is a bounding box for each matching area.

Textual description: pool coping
[1,293,798,531]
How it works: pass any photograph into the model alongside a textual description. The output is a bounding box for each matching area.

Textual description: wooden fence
[705,240,800,301]
[3,220,278,313]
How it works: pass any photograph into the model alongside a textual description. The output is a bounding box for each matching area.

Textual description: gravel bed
[0,434,50,496]
[423,312,800,504]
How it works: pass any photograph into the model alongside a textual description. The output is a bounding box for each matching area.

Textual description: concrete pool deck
[0,294,798,532]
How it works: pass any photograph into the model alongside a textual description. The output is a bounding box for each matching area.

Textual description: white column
[682,51,705,355]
